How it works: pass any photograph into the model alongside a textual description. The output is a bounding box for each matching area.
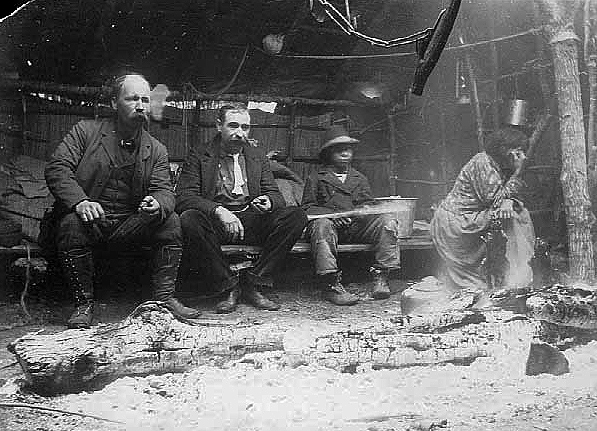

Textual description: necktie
[231,153,245,195]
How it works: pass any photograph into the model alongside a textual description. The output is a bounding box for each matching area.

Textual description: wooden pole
[439,109,450,196]
[464,51,485,151]
[387,112,399,195]
[287,103,297,164]
[584,0,596,168]
[489,22,501,130]
[535,0,594,281]
[587,55,597,170]
[0,78,377,108]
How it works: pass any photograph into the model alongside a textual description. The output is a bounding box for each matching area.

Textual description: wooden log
[7,302,286,394]
[8,303,535,394]
[291,314,534,372]
[526,284,597,329]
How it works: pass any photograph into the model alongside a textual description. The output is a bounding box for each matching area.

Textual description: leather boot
[243,271,280,311]
[321,271,359,306]
[215,284,241,314]
[243,285,280,310]
[370,267,391,299]
[151,246,200,319]
[59,248,95,329]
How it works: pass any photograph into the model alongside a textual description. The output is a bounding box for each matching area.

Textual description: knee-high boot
[59,248,95,329]
[151,246,200,319]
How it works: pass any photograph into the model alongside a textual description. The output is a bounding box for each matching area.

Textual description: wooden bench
[221,233,434,271]
[221,235,433,255]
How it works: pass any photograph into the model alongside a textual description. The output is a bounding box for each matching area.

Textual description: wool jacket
[174,135,285,215]
[44,119,175,220]
[301,166,375,215]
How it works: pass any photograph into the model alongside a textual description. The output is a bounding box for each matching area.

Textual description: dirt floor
[1,253,597,431]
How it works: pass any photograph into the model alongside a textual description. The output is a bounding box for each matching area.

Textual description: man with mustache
[44,73,199,328]
[176,102,307,313]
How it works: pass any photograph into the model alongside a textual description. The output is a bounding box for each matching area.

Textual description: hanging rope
[314,0,435,48]
[213,44,250,95]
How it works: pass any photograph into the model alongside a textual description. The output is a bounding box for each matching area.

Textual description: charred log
[8,304,535,395]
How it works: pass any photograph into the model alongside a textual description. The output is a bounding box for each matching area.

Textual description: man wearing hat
[301,125,401,305]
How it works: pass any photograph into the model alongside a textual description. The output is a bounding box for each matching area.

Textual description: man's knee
[308,218,336,238]
[276,206,308,230]
[153,213,182,245]
[55,212,91,251]
[378,213,398,229]
[180,210,213,236]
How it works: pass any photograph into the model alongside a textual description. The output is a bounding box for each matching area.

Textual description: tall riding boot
[151,246,200,319]
[370,267,391,299]
[59,248,95,329]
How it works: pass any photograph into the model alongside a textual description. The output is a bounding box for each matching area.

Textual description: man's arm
[146,143,175,220]
[258,154,285,211]
[45,121,90,209]
[300,174,334,215]
[354,174,376,207]
[174,147,220,215]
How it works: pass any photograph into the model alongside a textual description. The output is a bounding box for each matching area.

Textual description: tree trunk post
[536,0,595,281]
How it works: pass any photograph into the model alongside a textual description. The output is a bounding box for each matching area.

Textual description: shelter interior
[0,0,567,297]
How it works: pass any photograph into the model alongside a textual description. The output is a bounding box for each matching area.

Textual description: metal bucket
[374,197,418,238]
[505,99,528,126]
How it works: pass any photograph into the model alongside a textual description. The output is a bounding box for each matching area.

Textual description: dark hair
[111,73,149,99]
[485,127,528,160]
[217,102,249,123]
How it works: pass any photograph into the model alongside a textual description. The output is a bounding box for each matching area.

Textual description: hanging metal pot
[505,99,528,126]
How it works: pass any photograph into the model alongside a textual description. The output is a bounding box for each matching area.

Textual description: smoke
[150,83,170,121]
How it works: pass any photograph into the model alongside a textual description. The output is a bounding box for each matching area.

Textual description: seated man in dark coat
[175,102,308,313]
[44,73,199,328]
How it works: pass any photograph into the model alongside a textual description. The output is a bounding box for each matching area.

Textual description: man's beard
[133,112,149,128]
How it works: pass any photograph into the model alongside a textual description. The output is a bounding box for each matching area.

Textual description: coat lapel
[319,167,359,194]
[139,130,152,161]
[200,139,219,199]
[244,147,261,197]
[342,168,362,192]
[97,125,119,166]
[131,130,153,198]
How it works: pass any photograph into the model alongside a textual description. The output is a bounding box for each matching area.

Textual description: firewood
[7,303,534,394]
[526,284,597,329]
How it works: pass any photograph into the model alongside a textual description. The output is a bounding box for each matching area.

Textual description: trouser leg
[149,213,183,300]
[247,206,308,286]
[305,218,340,276]
[55,212,97,327]
[350,214,401,270]
[349,214,400,299]
[180,209,236,294]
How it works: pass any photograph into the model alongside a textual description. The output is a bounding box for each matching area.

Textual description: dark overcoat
[174,136,285,215]
[301,166,375,214]
[44,118,175,221]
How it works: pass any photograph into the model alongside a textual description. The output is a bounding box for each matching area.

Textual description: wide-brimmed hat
[319,125,359,155]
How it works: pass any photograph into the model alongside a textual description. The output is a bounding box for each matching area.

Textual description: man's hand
[138,195,160,215]
[214,206,245,242]
[250,195,272,213]
[75,200,105,222]
[332,217,352,229]
[494,198,515,220]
